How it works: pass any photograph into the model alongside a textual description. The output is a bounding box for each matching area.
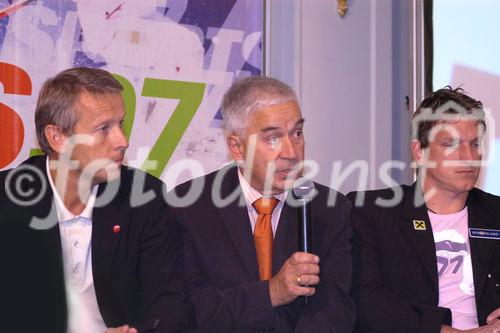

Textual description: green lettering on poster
[141,79,205,177]
[112,74,136,140]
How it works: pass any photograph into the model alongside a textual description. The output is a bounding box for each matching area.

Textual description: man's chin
[103,164,122,181]
[460,182,477,192]
[457,175,479,191]
[85,164,121,185]
[271,179,296,194]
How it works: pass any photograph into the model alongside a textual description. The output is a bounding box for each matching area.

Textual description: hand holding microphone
[293,179,316,303]
[269,179,319,307]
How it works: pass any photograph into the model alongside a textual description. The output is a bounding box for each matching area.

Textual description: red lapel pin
[113,225,121,234]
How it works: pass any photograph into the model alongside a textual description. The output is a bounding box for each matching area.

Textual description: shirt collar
[46,156,98,222]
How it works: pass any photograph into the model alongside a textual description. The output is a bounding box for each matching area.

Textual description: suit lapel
[216,165,260,280]
[272,195,298,275]
[22,156,67,320]
[22,155,60,231]
[399,183,439,290]
[26,156,63,254]
[92,176,127,282]
[467,189,496,301]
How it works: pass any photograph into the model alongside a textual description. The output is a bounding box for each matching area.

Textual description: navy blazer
[0,155,187,333]
[169,164,355,332]
[348,183,500,333]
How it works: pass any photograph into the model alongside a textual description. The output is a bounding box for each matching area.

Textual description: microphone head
[292,178,315,200]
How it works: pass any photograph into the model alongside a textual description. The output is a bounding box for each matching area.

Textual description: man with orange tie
[168,76,355,332]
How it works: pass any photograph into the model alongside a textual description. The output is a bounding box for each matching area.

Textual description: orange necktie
[253,197,279,280]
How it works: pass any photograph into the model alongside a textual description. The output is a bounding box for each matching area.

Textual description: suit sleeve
[293,196,356,333]
[135,191,189,333]
[173,208,276,331]
[348,193,451,333]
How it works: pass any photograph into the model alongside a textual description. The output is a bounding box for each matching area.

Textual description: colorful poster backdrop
[0,0,263,186]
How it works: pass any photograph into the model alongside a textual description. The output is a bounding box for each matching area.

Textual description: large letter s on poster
[0,62,32,168]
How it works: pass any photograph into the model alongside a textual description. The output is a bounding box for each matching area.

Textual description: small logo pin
[413,220,426,231]
[113,225,121,234]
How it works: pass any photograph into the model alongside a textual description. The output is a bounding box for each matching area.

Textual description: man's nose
[114,126,129,151]
[280,136,297,159]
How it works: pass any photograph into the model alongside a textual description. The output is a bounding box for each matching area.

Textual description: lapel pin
[113,225,121,234]
[413,220,426,231]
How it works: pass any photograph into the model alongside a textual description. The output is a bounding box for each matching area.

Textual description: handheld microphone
[293,179,315,304]
[292,179,315,253]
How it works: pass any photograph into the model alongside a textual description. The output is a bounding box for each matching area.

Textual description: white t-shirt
[429,207,478,329]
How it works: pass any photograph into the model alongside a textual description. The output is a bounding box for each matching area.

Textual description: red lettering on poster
[0,62,32,168]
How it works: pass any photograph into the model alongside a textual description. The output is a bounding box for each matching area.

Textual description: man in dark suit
[348,87,500,333]
[0,68,186,333]
[168,76,355,332]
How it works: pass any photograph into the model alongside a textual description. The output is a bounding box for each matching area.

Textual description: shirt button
[74,240,79,248]
[73,267,79,275]
[488,273,492,279]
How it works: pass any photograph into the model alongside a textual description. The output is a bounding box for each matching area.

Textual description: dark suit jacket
[0,155,187,333]
[168,164,355,332]
[347,183,500,333]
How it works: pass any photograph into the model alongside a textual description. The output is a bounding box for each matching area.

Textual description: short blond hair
[35,67,123,153]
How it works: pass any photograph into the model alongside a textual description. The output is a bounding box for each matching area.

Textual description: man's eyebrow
[260,126,281,133]
[91,120,111,130]
[260,119,305,133]
[92,115,123,129]
[295,118,305,127]
[91,116,109,125]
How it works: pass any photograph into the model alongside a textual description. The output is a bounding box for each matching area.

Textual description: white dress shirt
[237,169,287,237]
[46,157,107,333]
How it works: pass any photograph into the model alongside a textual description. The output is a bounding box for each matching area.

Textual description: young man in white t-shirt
[348,87,500,333]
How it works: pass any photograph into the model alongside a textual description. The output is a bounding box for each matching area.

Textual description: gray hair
[220,76,298,136]
[35,67,123,154]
